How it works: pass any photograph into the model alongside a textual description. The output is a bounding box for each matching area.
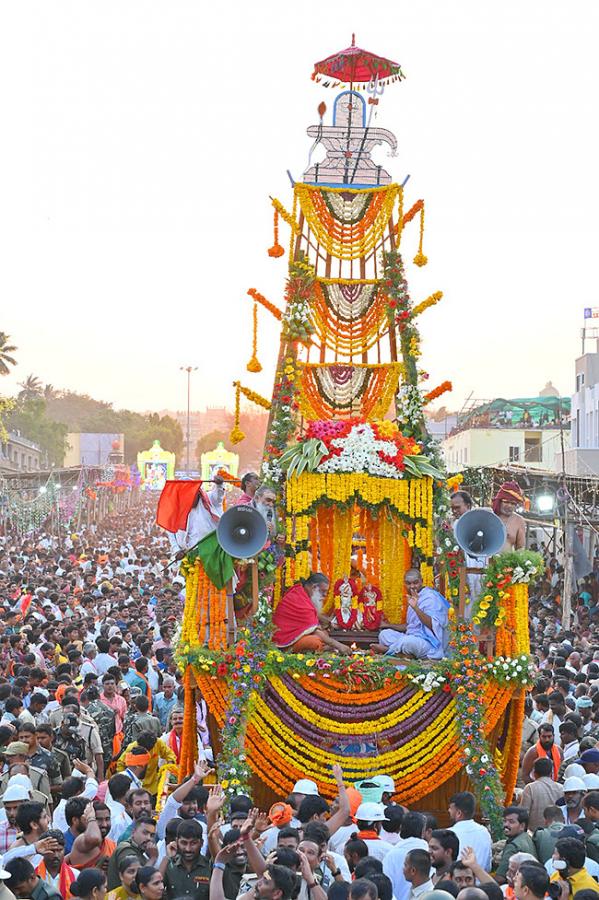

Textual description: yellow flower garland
[412,291,443,318]
[230,382,245,445]
[294,184,401,261]
[267,675,428,733]
[413,204,428,267]
[237,383,272,410]
[251,690,456,774]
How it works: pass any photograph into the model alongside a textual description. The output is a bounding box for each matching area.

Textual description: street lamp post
[180,366,198,474]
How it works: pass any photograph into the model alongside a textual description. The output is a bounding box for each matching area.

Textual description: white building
[0,432,43,472]
[441,394,570,473]
[564,340,599,476]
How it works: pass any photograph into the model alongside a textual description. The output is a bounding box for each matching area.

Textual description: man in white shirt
[383,812,429,900]
[353,803,394,862]
[105,773,133,842]
[559,721,580,763]
[448,792,492,871]
[52,766,99,832]
[403,848,433,900]
[80,644,99,679]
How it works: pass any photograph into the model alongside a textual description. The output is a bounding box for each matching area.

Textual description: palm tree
[18,374,43,401]
[0,332,17,376]
[43,384,58,401]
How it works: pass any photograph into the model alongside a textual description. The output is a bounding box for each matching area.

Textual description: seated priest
[272,573,351,655]
[371,568,450,659]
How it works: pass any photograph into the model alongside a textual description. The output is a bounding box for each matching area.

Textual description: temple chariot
[171,38,538,832]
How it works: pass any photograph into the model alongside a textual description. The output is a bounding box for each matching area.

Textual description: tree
[0,332,17,376]
[43,384,59,402]
[195,429,230,460]
[18,374,43,402]
[7,399,68,466]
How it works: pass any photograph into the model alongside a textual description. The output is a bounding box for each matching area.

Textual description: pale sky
[0,0,597,416]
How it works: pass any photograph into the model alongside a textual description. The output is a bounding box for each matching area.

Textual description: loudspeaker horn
[216,504,268,559]
[454,508,506,558]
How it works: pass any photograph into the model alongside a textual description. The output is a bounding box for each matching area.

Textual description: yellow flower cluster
[376,419,400,438]
[409,335,421,359]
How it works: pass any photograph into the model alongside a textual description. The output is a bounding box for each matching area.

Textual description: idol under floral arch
[174,39,540,835]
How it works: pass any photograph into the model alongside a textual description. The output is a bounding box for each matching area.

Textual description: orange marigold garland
[248,287,283,321]
[423,381,452,405]
[268,207,285,258]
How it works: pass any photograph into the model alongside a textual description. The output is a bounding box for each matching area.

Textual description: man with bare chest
[492,481,526,551]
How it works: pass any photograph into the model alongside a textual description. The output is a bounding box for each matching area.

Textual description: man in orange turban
[492,481,526,551]
[122,747,151,789]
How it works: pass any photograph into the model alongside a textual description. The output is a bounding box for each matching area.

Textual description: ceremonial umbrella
[311,36,404,185]
[312,34,405,88]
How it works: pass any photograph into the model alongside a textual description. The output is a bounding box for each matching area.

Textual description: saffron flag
[156,480,203,533]
[19,593,32,617]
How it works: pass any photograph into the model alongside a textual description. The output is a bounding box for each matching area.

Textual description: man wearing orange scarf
[36,829,78,899]
[163,709,184,764]
[521,724,562,783]
[116,732,176,797]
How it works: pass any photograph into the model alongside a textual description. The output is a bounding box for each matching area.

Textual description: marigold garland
[271,197,299,234]
[400,198,424,229]
[413,204,428,267]
[412,291,443,318]
[424,381,452,405]
[294,183,401,261]
[248,287,283,321]
[298,363,403,422]
[229,383,245,445]
[247,302,262,373]
[268,207,285,258]
[310,280,389,356]
[237,383,272,410]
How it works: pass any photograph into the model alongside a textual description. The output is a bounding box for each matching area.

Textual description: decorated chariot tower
[174,38,538,832]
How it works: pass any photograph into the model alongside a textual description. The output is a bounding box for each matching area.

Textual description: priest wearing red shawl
[273,574,351,654]
[492,480,526,551]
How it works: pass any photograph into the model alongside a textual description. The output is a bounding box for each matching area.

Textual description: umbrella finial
[351,33,355,46]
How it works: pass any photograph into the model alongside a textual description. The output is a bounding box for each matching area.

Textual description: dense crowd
[0,497,598,900]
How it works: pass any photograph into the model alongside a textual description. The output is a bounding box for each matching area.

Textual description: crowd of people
[0,482,597,900]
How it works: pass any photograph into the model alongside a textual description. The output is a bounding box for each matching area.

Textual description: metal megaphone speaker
[454,508,506,558]
[216,504,268,559]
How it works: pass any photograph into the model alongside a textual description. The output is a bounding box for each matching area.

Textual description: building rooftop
[450,396,571,437]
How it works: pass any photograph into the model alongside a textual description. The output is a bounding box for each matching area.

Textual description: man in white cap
[353,802,393,861]
[0,782,30,852]
[291,779,319,808]
[575,696,594,732]
[354,776,395,805]
[557,777,586,825]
